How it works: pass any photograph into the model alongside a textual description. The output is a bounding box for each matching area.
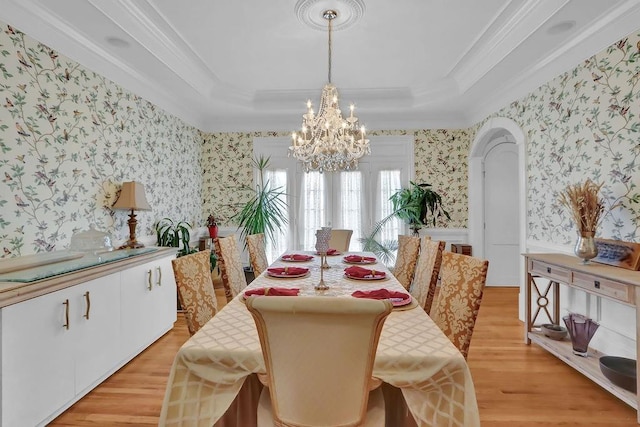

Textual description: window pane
[340,171,362,251]
[264,169,288,263]
[302,172,324,250]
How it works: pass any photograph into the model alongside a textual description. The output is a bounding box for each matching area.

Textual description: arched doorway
[468,118,526,314]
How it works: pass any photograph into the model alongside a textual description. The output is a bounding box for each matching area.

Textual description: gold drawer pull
[62,299,70,330]
[156,266,162,286]
[147,269,153,290]
[84,291,91,319]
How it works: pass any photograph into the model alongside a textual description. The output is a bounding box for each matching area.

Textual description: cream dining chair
[409,238,445,314]
[327,229,353,252]
[171,250,218,335]
[392,235,421,290]
[430,251,489,359]
[246,296,392,427]
[214,235,248,302]
[246,233,269,276]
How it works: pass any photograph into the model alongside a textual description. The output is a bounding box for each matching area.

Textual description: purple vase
[563,313,599,357]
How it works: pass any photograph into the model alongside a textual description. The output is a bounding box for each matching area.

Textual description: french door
[253,136,413,260]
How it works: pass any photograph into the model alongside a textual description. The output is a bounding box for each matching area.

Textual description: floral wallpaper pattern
[475,30,640,244]
[200,128,471,230]
[6,13,637,259]
[0,21,202,256]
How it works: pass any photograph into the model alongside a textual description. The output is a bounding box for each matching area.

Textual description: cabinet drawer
[572,272,631,303]
[530,260,571,283]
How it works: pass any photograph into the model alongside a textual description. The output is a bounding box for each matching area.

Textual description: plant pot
[208,225,218,239]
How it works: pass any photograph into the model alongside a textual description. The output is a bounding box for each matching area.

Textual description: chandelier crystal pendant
[289,9,370,173]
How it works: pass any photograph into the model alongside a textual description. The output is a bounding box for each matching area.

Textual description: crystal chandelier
[289,9,370,173]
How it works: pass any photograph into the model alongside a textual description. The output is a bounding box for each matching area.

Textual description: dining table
[159,251,480,427]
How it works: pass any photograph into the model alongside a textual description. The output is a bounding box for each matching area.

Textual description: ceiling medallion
[294,0,365,31]
[289,9,370,173]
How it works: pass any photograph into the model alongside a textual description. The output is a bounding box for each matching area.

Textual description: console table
[524,253,640,422]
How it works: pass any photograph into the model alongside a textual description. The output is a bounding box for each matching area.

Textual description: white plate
[390,295,412,307]
[316,251,342,256]
[342,257,377,265]
[280,255,314,262]
[267,271,310,279]
[344,273,387,281]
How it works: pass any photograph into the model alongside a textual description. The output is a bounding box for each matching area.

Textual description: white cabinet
[120,256,176,359]
[0,250,176,427]
[1,272,120,427]
[75,273,121,393]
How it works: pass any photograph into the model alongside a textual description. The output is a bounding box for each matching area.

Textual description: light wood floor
[50,287,638,426]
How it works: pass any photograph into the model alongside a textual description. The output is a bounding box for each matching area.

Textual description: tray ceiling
[2,0,640,131]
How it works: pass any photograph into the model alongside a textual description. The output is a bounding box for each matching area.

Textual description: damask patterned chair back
[246,296,391,427]
[430,251,489,359]
[214,235,248,302]
[409,238,445,313]
[171,250,218,335]
[327,229,353,252]
[392,235,421,290]
[246,233,269,276]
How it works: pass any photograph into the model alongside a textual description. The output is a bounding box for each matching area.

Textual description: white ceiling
[2,0,640,132]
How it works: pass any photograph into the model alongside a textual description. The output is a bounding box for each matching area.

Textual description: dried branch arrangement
[558,179,605,236]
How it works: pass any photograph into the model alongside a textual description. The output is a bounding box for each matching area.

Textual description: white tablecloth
[159,253,480,426]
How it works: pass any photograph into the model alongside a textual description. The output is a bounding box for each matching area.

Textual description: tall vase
[574,231,597,264]
[314,228,332,290]
[563,313,599,357]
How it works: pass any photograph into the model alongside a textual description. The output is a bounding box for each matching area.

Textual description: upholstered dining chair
[171,250,218,335]
[246,233,269,276]
[409,238,445,314]
[392,235,421,290]
[214,235,248,302]
[246,296,392,427]
[327,229,353,252]
[430,251,489,359]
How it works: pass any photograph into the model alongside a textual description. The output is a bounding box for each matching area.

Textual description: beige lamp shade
[112,181,151,211]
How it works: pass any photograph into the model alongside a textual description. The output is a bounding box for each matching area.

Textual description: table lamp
[112,181,152,249]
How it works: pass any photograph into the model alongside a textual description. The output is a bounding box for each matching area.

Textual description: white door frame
[468,117,527,317]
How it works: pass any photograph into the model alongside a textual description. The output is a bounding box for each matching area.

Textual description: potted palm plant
[233,155,288,254]
[360,181,450,264]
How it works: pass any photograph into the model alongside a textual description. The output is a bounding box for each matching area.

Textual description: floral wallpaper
[8,12,637,259]
[0,21,202,257]
[200,129,471,230]
[475,30,640,244]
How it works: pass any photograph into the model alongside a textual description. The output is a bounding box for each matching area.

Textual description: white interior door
[484,142,519,286]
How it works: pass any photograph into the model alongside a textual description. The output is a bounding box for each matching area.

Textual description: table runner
[159,252,480,426]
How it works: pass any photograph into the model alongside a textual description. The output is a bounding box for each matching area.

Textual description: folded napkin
[282,254,313,261]
[244,287,300,297]
[327,248,339,255]
[351,289,409,301]
[344,265,386,279]
[267,266,309,276]
[344,254,377,263]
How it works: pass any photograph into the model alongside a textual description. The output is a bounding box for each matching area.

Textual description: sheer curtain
[339,171,363,251]
[377,170,402,246]
[301,172,324,250]
[264,169,288,263]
